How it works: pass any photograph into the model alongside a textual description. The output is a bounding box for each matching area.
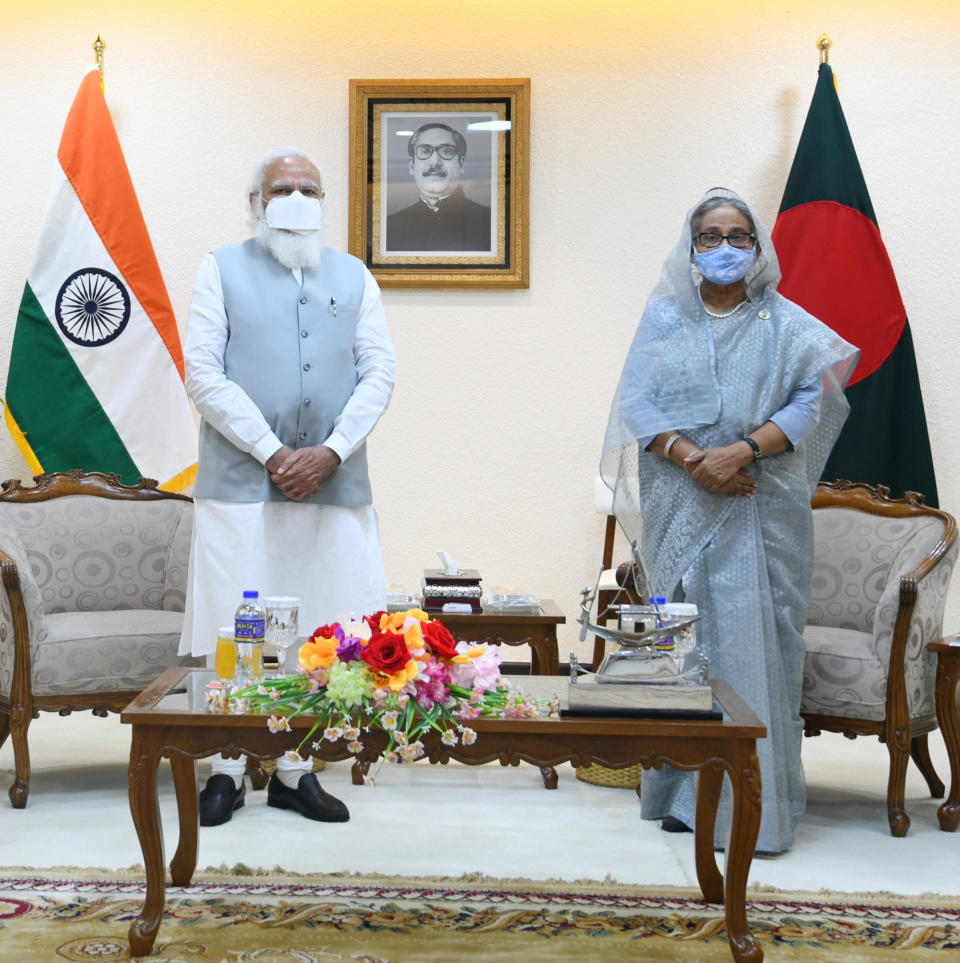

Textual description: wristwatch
[742,437,764,460]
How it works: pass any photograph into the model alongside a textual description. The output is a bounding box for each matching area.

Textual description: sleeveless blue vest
[193,239,372,505]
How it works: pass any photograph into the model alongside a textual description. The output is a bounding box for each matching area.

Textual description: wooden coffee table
[432,598,565,675]
[122,668,766,962]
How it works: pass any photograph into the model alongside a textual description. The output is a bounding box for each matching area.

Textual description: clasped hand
[267,444,341,501]
[684,443,756,496]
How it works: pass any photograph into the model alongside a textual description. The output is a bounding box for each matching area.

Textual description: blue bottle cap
[243,590,258,598]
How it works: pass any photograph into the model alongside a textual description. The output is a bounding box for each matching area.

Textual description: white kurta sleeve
[322,266,396,462]
[184,253,284,465]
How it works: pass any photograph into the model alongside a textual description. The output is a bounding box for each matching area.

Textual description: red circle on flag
[772,201,905,386]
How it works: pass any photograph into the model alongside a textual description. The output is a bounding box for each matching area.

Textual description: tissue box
[422,568,482,613]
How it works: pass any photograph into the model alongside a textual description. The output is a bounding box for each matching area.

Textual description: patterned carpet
[1,869,958,961]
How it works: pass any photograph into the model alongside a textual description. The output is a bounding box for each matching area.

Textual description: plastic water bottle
[235,590,265,683]
[651,596,674,651]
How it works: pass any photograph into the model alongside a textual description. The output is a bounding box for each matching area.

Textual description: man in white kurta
[179,147,395,825]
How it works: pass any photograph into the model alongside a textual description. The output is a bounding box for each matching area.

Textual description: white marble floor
[0,709,956,895]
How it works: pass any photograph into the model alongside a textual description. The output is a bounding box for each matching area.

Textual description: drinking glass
[214,626,237,683]
[662,603,698,674]
[264,597,300,674]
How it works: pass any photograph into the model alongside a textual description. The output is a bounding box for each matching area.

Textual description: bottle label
[235,616,265,643]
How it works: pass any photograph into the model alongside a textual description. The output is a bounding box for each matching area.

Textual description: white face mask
[263,191,324,233]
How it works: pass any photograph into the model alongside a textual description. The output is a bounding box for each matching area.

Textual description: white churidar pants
[180,498,387,781]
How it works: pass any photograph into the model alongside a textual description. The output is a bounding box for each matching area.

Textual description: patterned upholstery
[0,493,198,699]
[802,507,956,722]
[798,481,956,836]
[0,473,205,809]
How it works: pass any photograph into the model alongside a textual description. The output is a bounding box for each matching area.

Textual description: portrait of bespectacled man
[383,116,495,255]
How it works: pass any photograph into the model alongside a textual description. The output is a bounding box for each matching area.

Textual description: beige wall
[2,0,958,658]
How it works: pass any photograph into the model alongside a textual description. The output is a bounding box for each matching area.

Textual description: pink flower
[449,642,502,692]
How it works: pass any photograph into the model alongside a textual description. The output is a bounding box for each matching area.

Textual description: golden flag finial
[817,33,832,65]
[92,35,106,93]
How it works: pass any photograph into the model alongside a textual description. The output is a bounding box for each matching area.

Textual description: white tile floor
[0,709,956,895]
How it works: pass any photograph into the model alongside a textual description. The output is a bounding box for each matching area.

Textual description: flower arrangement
[222,608,557,784]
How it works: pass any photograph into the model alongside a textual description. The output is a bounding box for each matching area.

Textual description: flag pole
[817,33,832,65]
[92,35,106,93]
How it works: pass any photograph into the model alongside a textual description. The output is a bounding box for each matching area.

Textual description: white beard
[254,219,325,271]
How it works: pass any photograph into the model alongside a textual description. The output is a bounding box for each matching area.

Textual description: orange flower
[453,645,486,664]
[402,620,424,651]
[381,609,429,633]
[379,658,419,692]
[299,635,339,671]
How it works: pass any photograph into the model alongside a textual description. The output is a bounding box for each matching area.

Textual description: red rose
[363,610,389,633]
[360,630,413,676]
[312,623,341,641]
[421,620,458,661]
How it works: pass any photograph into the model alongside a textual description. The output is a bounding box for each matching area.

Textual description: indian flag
[3,68,197,492]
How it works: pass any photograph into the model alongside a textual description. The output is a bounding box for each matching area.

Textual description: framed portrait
[348,78,530,288]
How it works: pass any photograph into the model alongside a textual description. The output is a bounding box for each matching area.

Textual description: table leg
[724,749,763,963]
[127,728,166,957]
[169,754,198,886]
[935,655,960,831]
[694,761,724,903]
[525,627,560,676]
[539,766,558,789]
[351,759,369,785]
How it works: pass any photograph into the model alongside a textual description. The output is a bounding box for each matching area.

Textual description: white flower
[441,729,458,746]
[324,726,344,742]
[461,727,477,746]
[381,711,399,731]
[267,714,292,733]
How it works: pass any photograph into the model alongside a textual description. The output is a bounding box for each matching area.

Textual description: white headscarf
[600,187,858,555]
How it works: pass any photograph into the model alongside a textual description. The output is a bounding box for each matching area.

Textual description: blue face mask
[693,244,757,285]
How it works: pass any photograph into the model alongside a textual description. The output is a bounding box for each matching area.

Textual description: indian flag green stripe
[6,281,140,481]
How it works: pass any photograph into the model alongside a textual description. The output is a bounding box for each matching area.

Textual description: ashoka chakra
[55,268,131,346]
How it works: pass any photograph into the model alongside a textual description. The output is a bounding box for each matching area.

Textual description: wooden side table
[432,598,565,675]
[929,637,960,831]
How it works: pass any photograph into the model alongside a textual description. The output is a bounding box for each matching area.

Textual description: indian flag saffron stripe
[3,68,197,491]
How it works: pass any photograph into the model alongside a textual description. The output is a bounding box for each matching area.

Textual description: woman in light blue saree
[601,188,859,853]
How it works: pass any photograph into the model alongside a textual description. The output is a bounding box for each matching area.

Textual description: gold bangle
[663,432,682,460]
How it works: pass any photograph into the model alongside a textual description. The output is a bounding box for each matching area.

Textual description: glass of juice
[215,626,237,683]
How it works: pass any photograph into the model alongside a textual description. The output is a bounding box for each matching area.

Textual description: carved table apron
[122,668,767,963]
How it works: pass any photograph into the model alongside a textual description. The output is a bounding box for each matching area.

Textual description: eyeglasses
[263,187,325,200]
[694,231,756,250]
[413,143,460,161]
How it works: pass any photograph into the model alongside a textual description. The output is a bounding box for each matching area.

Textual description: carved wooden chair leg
[8,704,32,808]
[910,733,945,798]
[886,734,911,837]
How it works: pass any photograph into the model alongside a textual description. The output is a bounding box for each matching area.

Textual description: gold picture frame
[348,78,530,288]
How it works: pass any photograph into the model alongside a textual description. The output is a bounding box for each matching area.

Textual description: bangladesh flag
[772,63,937,506]
[2,68,197,491]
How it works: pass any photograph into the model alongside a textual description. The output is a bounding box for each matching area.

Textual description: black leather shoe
[199,774,246,826]
[267,773,349,822]
[661,814,693,833]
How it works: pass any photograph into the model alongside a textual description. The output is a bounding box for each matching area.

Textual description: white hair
[247,146,322,197]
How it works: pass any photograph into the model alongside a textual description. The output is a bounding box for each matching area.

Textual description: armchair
[802,479,957,836]
[0,471,200,808]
